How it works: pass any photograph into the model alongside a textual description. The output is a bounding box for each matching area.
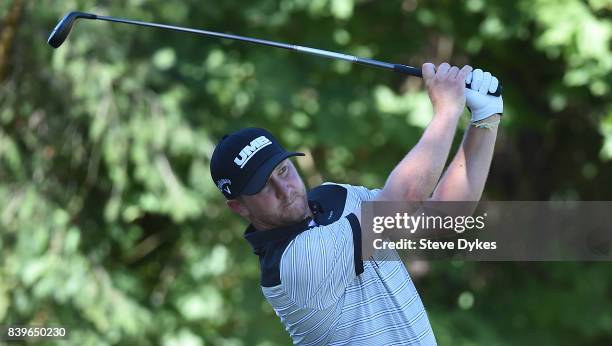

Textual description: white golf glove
[465,69,503,122]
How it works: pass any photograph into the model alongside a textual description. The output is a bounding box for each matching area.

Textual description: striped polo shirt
[244,183,437,345]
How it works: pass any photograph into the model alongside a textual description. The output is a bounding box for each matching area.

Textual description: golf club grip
[393,64,503,97]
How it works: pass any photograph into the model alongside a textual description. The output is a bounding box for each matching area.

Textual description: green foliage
[1,0,611,345]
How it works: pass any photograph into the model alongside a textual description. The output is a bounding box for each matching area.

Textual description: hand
[423,62,473,118]
[465,69,503,122]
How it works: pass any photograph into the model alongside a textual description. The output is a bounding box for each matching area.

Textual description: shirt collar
[243,200,324,254]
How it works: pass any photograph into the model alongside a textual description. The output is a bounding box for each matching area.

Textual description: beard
[277,191,310,224]
[242,172,312,230]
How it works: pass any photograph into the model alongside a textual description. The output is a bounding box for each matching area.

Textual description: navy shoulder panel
[307,184,347,226]
[259,237,297,287]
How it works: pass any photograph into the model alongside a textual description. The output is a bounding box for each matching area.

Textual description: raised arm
[430,115,500,201]
[358,67,502,259]
[431,69,503,202]
[376,62,473,202]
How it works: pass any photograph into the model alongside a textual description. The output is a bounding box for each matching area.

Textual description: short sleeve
[280,214,363,310]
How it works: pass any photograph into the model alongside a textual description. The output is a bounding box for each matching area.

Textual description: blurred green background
[1,0,611,345]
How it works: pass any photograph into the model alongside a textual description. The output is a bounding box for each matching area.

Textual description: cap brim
[240,151,305,196]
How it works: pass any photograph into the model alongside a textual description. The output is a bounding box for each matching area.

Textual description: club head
[47,12,97,48]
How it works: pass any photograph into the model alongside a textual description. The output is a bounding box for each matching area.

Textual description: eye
[278,165,288,176]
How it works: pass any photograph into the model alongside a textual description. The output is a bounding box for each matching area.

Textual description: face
[227,159,311,230]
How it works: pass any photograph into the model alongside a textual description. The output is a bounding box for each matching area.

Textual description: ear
[227,198,250,218]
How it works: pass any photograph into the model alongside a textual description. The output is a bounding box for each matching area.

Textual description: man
[210,62,503,345]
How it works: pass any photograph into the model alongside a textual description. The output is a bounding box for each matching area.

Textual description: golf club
[48,11,502,96]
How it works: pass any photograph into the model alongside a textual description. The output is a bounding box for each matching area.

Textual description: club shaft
[95,15,414,75]
[83,14,500,95]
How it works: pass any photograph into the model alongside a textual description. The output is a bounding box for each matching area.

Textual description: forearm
[380,110,461,201]
[431,114,500,202]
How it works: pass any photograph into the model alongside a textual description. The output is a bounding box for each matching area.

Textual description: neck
[252,209,313,231]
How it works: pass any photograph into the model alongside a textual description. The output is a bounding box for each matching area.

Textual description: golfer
[210,62,503,345]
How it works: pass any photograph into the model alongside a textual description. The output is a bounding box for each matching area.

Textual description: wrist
[433,106,463,119]
[478,114,501,121]
[470,114,501,129]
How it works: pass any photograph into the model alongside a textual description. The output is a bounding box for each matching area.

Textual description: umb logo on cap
[234,136,272,168]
